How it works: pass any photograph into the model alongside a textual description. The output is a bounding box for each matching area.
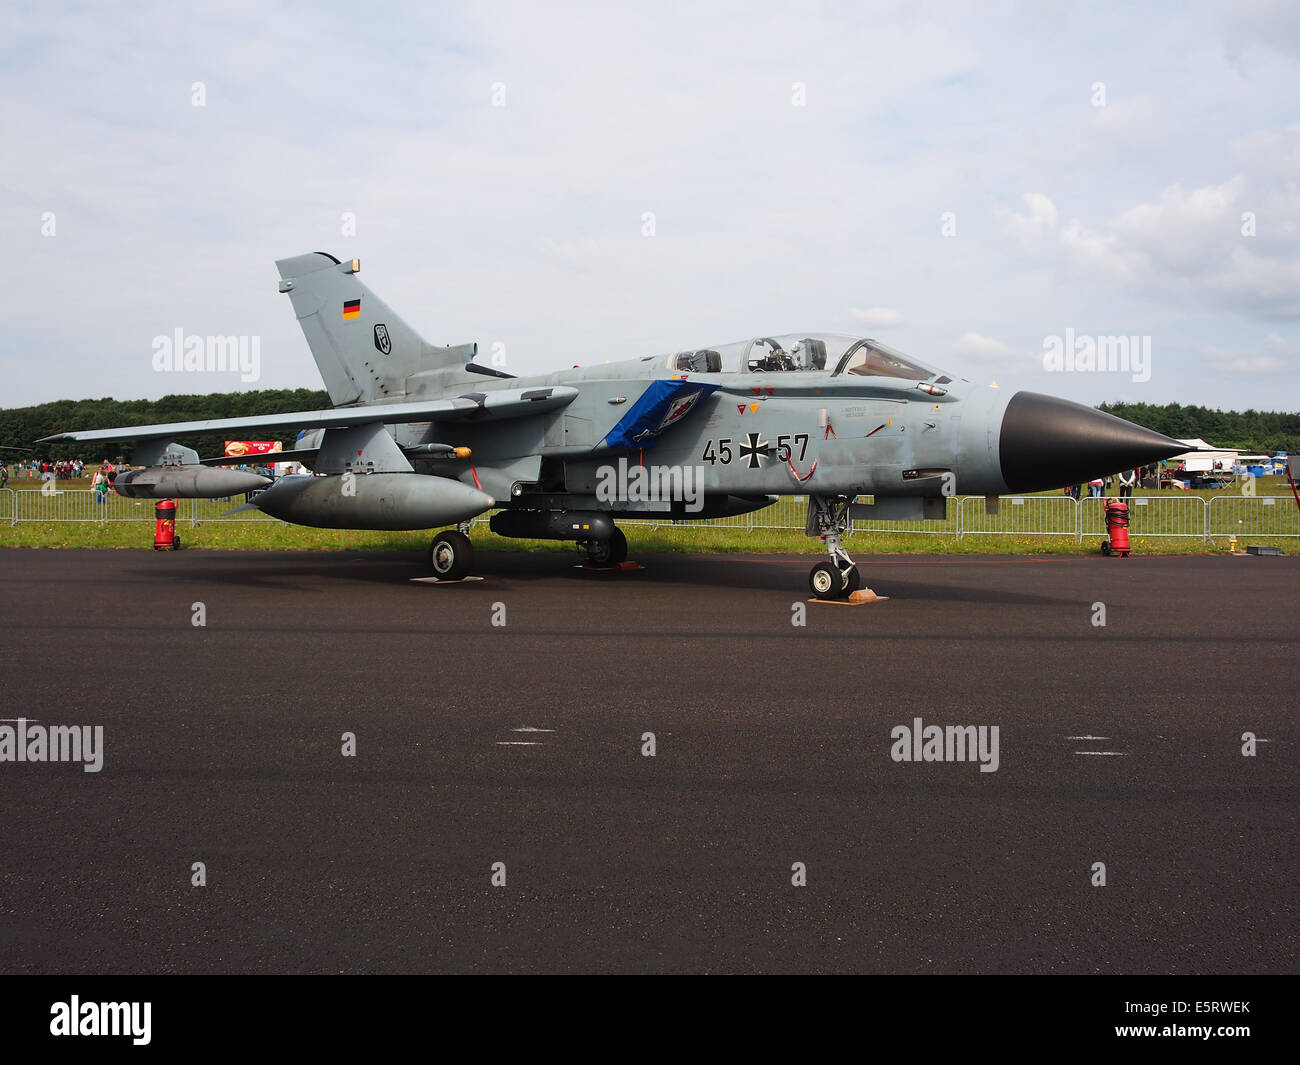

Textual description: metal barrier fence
[7,489,284,525]
[751,495,806,532]
[14,487,149,522]
[958,495,1078,539]
[2,488,1297,539]
[1209,494,1300,541]
[856,495,962,536]
[1078,494,1208,542]
[177,497,281,524]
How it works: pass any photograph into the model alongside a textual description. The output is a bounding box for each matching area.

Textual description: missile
[251,473,493,529]
[403,443,473,458]
[113,465,271,499]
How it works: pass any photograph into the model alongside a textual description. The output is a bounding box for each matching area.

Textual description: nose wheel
[808,561,860,599]
[807,495,862,600]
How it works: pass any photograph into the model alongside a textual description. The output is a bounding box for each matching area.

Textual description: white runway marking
[512,727,555,733]
[1065,735,1109,740]
[496,741,543,746]
[1074,751,1128,756]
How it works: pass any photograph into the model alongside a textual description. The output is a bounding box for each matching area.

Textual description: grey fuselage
[374,356,1009,511]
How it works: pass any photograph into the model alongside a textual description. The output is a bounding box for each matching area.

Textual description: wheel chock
[807,588,889,605]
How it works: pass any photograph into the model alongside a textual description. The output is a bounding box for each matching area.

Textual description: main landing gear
[428,515,632,579]
[807,495,861,600]
[582,526,627,567]
[429,528,473,580]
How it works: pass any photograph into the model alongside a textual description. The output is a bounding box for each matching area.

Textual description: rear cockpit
[665,334,947,380]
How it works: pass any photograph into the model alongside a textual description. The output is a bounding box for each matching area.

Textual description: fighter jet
[39,252,1187,598]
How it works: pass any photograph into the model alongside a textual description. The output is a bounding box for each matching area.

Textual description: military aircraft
[39,252,1187,598]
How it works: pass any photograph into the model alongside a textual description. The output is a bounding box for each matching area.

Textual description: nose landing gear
[807,495,861,599]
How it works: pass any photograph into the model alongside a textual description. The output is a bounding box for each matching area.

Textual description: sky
[1,0,1298,411]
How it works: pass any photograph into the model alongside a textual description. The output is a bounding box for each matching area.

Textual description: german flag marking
[342,298,361,320]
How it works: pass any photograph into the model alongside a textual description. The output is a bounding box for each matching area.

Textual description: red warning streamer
[787,455,818,483]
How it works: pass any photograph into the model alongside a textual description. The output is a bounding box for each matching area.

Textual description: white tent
[1169,438,1239,472]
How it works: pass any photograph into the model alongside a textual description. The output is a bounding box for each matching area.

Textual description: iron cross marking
[739,432,774,469]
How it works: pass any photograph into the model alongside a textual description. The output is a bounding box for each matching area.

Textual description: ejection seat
[674,350,723,374]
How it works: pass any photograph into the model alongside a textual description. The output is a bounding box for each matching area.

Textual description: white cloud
[1090,97,1164,150]
[999,192,1058,242]
[1058,218,1145,286]
[1109,178,1245,275]
[1054,149,1300,319]
[537,237,605,273]
[1223,0,1300,62]
[0,1,1296,412]
[1203,333,1300,374]
[953,332,1022,362]
[850,307,905,327]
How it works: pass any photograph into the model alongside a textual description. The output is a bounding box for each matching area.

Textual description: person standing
[1118,469,1136,499]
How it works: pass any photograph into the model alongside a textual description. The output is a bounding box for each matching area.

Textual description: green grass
[0,515,1292,556]
[1,477,1294,554]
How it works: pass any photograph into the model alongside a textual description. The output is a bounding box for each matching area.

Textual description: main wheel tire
[430,529,473,580]
[809,562,843,599]
[843,565,861,594]
[586,538,613,566]
[607,528,628,566]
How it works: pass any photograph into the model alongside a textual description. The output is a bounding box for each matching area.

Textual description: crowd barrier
[2,488,1297,540]
[7,489,279,525]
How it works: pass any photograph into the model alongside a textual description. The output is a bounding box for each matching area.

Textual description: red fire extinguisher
[1101,498,1129,557]
[154,498,179,550]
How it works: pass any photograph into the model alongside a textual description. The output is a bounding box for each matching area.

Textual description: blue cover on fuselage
[601,379,720,450]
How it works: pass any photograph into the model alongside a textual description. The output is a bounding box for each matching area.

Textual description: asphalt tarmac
[0,547,1295,973]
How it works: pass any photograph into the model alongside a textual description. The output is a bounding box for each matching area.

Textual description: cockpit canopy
[666,333,945,380]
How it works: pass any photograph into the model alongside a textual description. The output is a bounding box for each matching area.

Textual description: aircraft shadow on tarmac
[121,552,425,590]
[123,549,1079,606]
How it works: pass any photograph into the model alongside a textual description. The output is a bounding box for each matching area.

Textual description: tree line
[0,389,330,462]
[1098,402,1299,455]
[1,390,1296,461]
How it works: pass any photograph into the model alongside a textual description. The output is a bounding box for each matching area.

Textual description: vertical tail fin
[275,252,473,405]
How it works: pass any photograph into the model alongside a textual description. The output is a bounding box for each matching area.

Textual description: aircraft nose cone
[999,391,1186,493]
